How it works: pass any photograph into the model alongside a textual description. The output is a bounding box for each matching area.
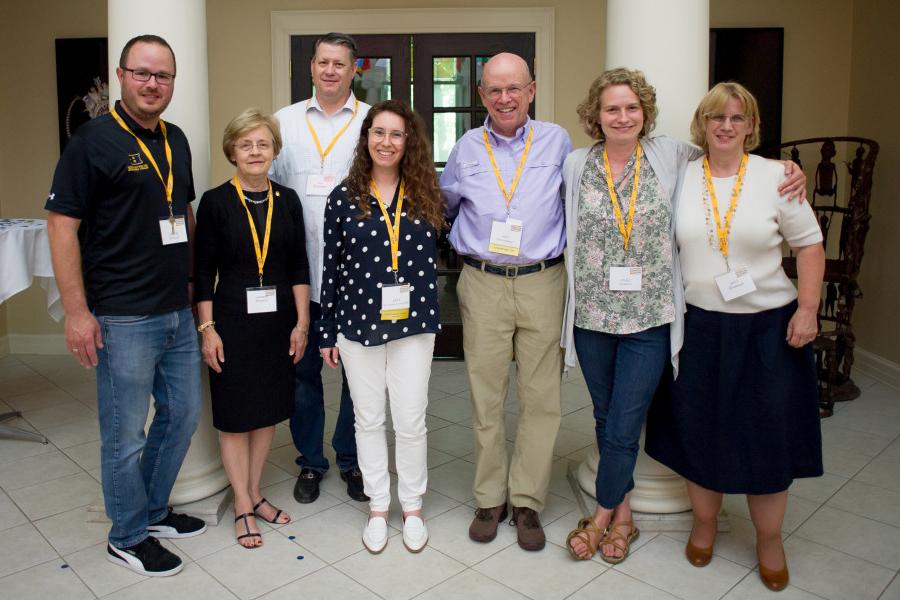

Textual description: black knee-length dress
[194,180,309,432]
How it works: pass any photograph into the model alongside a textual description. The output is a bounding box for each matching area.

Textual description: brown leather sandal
[565,517,607,560]
[599,520,639,564]
[253,497,290,524]
[235,512,262,549]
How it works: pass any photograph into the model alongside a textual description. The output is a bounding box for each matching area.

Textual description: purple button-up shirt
[440,117,572,264]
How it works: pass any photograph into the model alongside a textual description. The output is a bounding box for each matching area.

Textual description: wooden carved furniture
[761,137,879,417]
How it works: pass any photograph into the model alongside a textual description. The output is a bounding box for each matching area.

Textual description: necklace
[244,195,268,205]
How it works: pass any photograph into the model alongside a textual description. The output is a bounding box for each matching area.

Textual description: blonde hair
[690,82,761,153]
[222,108,282,165]
[576,67,658,141]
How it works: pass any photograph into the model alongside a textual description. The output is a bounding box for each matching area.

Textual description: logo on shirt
[127,153,149,172]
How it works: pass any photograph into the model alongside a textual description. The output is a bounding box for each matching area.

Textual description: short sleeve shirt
[574,144,675,334]
[45,101,195,315]
[317,182,441,347]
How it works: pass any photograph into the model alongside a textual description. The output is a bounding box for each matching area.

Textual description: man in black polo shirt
[46,34,205,577]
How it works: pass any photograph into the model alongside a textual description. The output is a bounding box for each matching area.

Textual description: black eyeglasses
[123,68,175,86]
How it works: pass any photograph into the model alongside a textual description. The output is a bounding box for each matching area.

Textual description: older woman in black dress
[194,108,310,548]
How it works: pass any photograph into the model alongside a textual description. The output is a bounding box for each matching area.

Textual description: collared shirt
[45,100,195,315]
[440,116,572,265]
[270,93,371,300]
[317,181,441,348]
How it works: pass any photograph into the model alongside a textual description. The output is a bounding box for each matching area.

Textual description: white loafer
[402,515,428,553]
[362,516,388,554]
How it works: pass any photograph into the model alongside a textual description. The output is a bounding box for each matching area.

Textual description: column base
[87,487,234,526]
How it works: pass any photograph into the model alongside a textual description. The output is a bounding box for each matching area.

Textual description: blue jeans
[574,324,669,509]
[96,308,202,548]
[290,301,358,473]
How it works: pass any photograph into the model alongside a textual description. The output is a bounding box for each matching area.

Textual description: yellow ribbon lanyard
[305,98,360,169]
[702,153,749,270]
[233,176,275,287]
[482,126,534,214]
[602,143,642,252]
[110,106,175,225]
[370,179,405,284]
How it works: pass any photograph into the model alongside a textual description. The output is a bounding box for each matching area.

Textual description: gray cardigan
[560,135,701,375]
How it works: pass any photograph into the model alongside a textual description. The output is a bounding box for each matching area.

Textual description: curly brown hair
[576,67,658,141]
[345,99,445,231]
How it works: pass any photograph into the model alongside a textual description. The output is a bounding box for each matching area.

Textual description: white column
[575,0,709,514]
[108,0,227,504]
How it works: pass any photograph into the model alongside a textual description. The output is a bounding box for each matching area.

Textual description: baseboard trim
[7,334,67,355]
[854,346,900,391]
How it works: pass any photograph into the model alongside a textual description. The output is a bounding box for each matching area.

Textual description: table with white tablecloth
[0,218,63,322]
[1,218,59,443]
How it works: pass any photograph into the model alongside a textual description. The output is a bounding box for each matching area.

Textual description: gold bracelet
[197,320,215,333]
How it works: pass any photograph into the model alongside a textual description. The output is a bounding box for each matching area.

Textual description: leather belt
[462,255,564,278]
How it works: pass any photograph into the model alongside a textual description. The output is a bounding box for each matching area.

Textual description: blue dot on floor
[61,564,69,569]
[297,555,304,560]
[288,535,296,540]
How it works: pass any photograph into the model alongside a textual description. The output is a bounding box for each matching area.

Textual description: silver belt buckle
[504,265,519,278]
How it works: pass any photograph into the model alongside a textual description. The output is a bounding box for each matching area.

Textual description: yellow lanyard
[233,176,275,287]
[370,179,405,280]
[110,106,175,221]
[602,143,642,251]
[482,126,534,212]
[305,98,360,169]
[702,153,748,263]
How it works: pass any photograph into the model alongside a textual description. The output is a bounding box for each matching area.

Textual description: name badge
[609,266,643,291]
[306,173,337,196]
[158,216,188,245]
[488,218,523,256]
[246,286,277,314]
[714,266,757,301]
[380,284,410,320]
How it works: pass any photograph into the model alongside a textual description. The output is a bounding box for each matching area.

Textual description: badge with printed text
[246,286,277,314]
[609,266,643,291]
[158,215,188,245]
[714,266,757,301]
[488,218,523,256]
[380,284,410,320]
[306,173,337,196]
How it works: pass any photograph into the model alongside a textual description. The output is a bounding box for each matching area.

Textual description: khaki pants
[457,262,565,512]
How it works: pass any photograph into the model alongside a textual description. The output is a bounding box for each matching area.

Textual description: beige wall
[0,0,896,364]
[848,0,900,363]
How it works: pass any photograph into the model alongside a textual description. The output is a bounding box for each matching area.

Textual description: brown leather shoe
[468,504,508,543]
[511,506,545,551]
[758,544,789,592]
[685,538,713,567]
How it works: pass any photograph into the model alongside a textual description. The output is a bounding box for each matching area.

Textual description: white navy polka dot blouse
[317,182,441,348]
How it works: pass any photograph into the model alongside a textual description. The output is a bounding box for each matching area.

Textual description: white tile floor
[1,352,900,599]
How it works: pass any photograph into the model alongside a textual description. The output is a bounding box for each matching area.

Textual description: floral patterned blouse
[574,143,675,334]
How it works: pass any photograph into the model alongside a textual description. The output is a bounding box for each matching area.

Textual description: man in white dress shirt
[270,32,371,504]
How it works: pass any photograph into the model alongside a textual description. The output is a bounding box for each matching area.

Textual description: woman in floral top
[560,68,806,565]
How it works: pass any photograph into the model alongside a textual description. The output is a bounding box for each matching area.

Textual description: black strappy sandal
[253,497,290,524]
[235,512,262,549]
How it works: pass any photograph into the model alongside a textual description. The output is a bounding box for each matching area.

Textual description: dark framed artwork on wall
[55,37,108,152]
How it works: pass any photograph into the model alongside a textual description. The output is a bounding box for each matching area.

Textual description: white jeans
[337,333,435,512]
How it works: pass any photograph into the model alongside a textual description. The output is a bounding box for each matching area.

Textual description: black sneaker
[147,508,207,538]
[293,468,322,504]
[107,536,183,577]
[340,467,370,502]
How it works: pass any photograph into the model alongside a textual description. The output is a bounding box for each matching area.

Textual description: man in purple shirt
[440,52,572,551]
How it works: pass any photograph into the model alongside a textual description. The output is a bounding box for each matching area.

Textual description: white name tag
[246,286,277,313]
[306,173,337,196]
[158,216,188,245]
[488,218,523,256]
[380,284,410,320]
[609,266,643,291]
[714,266,757,301]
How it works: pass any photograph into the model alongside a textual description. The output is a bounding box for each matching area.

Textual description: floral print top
[574,143,675,334]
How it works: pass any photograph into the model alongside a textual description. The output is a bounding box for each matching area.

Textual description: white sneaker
[402,515,428,553]
[362,516,388,554]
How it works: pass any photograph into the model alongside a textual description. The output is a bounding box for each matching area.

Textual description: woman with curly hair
[317,99,444,554]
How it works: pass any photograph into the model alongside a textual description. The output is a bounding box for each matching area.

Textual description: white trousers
[337,333,435,512]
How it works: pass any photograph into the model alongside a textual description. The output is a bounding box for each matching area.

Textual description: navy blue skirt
[646,301,823,494]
